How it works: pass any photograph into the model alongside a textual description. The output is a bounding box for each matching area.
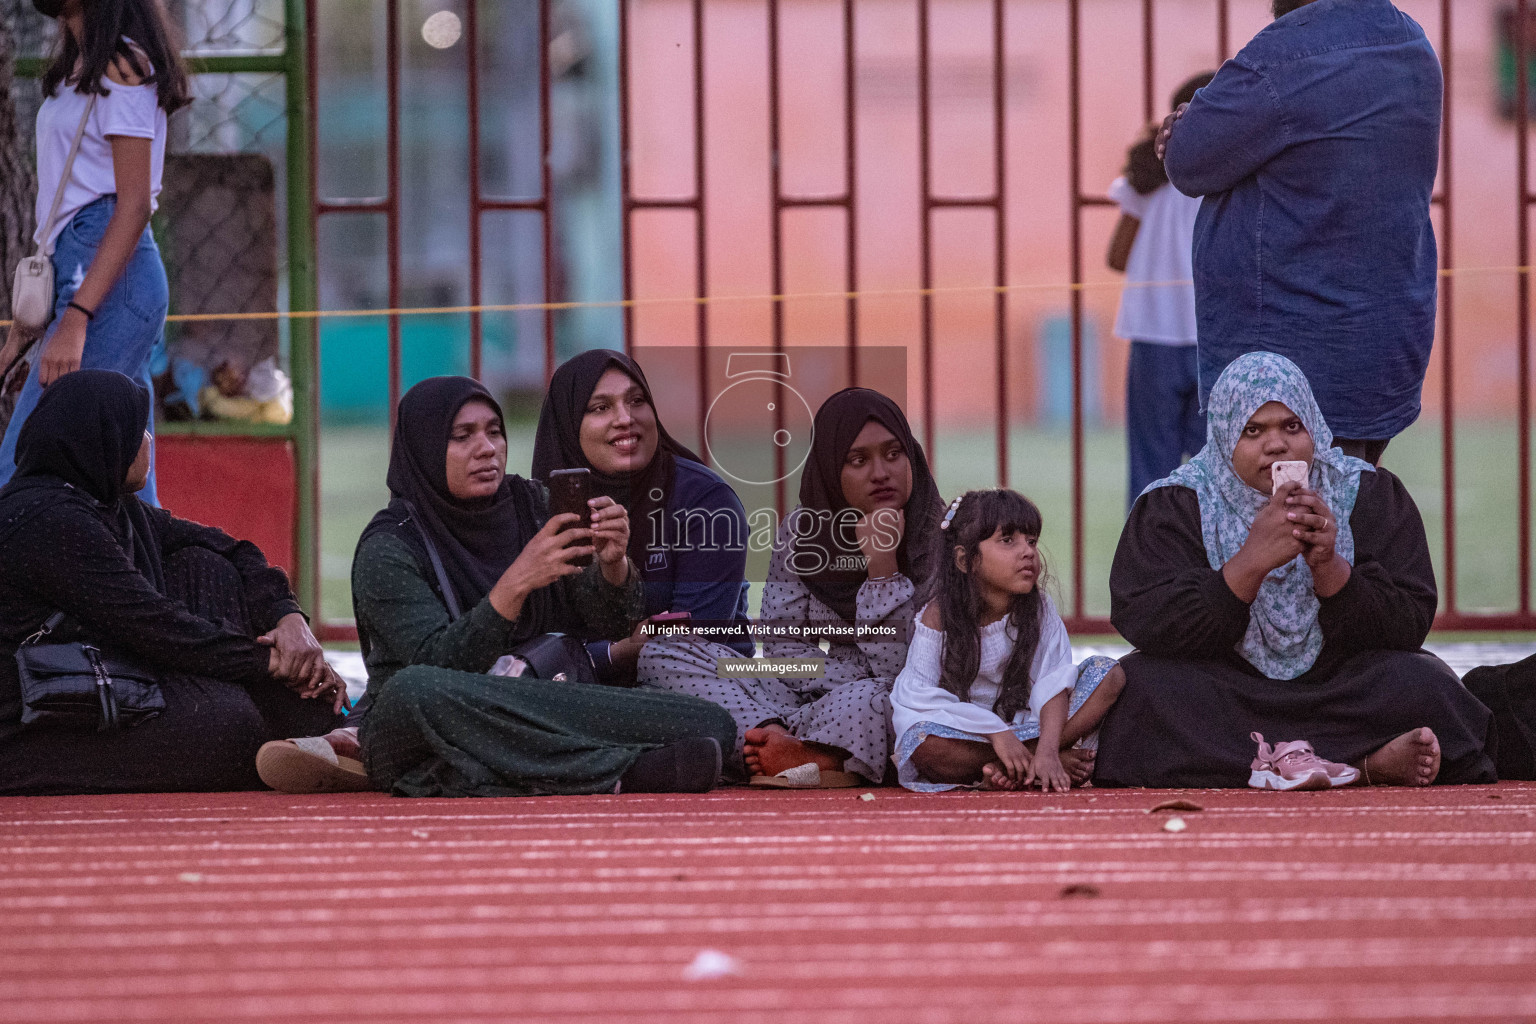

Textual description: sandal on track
[257,736,374,793]
[749,762,863,789]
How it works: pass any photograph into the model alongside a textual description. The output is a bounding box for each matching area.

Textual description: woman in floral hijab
[1095,353,1495,789]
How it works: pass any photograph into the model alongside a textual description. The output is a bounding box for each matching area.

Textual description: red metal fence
[306,0,1533,634]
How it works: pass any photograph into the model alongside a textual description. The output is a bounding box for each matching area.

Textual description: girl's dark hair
[936,489,1048,723]
[1125,70,1218,195]
[1170,71,1217,112]
[42,0,190,114]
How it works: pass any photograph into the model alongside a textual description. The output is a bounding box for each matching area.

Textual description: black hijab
[0,369,161,589]
[357,376,552,626]
[530,349,704,565]
[793,388,943,624]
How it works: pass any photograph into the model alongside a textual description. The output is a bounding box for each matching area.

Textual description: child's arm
[1024,689,1071,793]
[1106,214,1139,272]
[1105,176,1147,273]
[987,729,1032,785]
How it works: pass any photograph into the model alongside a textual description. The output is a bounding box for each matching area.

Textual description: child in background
[1107,71,1216,506]
[890,490,1124,792]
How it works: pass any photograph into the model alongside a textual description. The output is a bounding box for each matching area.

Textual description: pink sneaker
[1248,732,1360,790]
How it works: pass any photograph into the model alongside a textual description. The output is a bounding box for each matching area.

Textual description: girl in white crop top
[890,489,1126,792]
[0,0,190,503]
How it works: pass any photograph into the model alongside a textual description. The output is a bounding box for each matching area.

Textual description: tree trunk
[0,11,38,321]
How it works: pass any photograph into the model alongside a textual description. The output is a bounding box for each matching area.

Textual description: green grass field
[319,413,1530,626]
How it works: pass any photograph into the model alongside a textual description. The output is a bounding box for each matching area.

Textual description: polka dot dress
[638,512,919,784]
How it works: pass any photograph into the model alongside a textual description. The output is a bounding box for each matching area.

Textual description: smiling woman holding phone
[532,350,755,684]
[256,376,735,797]
[1,0,189,504]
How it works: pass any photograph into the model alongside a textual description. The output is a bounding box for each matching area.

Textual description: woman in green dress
[258,376,735,796]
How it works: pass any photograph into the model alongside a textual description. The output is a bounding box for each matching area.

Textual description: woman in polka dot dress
[641,388,942,786]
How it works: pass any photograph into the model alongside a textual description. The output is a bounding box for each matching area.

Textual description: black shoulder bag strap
[22,610,69,647]
[399,500,463,622]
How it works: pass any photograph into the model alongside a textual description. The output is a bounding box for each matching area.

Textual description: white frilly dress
[890,595,1117,791]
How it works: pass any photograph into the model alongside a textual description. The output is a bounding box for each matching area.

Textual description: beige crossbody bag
[9,95,98,336]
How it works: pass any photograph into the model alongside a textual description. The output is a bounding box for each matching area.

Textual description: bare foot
[980,762,1020,791]
[743,727,843,777]
[741,723,788,775]
[1358,727,1440,786]
[1061,747,1095,785]
[324,726,360,760]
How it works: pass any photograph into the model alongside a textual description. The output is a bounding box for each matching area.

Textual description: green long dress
[352,530,736,797]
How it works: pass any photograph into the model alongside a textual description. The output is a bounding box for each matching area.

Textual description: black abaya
[0,371,339,793]
[1095,468,1496,787]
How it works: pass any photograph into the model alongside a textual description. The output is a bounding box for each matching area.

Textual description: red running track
[2,784,1535,1023]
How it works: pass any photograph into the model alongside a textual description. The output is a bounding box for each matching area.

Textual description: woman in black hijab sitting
[0,370,345,795]
[645,387,943,787]
[265,376,734,797]
[532,350,754,684]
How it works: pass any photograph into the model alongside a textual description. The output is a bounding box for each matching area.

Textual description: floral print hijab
[1144,352,1374,679]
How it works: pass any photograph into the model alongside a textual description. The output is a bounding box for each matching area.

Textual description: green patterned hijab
[1145,352,1373,679]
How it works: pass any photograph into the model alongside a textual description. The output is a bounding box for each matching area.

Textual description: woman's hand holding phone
[1222,485,1307,603]
[489,513,593,620]
[1285,487,1351,597]
[587,495,631,586]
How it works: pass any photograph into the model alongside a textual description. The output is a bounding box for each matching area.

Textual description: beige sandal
[749,762,863,789]
[256,737,373,793]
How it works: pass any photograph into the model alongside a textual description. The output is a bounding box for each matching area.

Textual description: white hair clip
[939,494,964,530]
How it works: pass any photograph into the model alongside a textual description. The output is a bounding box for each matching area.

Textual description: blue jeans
[1126,341,1203,506]
[0,196,166,504]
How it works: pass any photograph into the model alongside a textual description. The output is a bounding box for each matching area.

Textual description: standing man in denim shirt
[1157,0,1442,464]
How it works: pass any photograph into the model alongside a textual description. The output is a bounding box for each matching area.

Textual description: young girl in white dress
[891,489,1125,792]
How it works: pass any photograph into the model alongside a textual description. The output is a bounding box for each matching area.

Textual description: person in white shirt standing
[0,0,189,504]
[1107,72,1215,506]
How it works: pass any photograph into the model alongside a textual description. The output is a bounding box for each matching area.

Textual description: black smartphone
[547,468,594,568]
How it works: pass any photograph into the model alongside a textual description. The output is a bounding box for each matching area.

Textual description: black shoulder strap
[22,610,69,647]
[399,500,463,622]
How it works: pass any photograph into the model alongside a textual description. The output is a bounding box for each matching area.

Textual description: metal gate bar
[1519,0,1532,621]
[307,0,402,427]
[465,0,556,387]
[618,0,711,451]
[916,1,1010,486]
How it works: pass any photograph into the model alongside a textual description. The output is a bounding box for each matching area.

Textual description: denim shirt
[1165,0,1441,440]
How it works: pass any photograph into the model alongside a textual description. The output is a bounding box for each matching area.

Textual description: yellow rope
[3,265,1532,328]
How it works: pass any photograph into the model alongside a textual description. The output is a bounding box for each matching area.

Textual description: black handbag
[15,611,166,731]
[507,632,599,686]
[403,502,601,687]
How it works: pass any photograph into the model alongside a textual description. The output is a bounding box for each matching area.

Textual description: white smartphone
[1270,460,1309,495]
